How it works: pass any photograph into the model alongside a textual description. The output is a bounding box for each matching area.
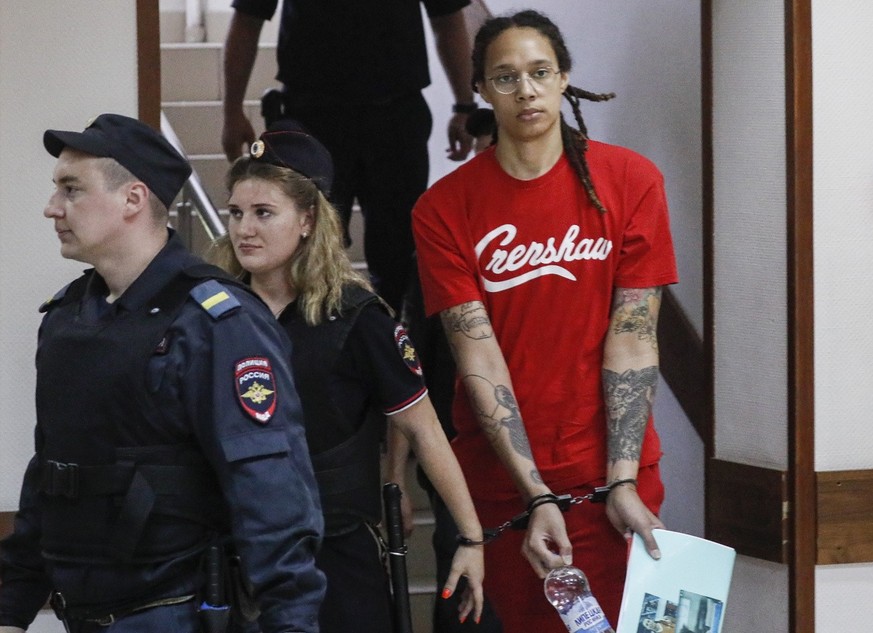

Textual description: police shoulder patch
[190,279,241,319]
[394,324,423,376]
[235,357,278,423]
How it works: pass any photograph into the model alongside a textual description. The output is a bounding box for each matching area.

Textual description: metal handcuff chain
[456,478,638,547]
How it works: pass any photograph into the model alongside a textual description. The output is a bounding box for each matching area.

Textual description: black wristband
[527,493,573,514]
[608,478,638,491]
[452,102,477,114]
[591,478,638,503]
[456,528,498,546]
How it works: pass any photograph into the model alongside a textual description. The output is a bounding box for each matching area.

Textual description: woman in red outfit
[412,10,678,632]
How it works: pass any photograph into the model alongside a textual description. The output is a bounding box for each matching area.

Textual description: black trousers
[430,492,503,633]
[317,523,394,633]
[282,91,432,313]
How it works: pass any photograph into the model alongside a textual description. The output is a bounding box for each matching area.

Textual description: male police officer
[0,114,324,633]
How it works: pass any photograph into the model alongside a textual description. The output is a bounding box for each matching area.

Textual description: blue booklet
[616,529,736,633]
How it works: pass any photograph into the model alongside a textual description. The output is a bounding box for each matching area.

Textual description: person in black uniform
[209,122,486,632]
[221,0,477,313]
[394,106,502,633]
[0,114,325,633]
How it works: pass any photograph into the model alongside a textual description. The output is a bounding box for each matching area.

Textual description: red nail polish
[460,615,467,624]
[442,588,452,599]
[476,615,481,625]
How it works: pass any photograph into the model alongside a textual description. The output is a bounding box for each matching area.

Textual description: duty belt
[51,590,195,626]
[39,457,222,561]
[40,460,213,500]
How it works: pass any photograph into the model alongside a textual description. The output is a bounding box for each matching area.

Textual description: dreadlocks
[471,9,614,213]
[562,86,615,214]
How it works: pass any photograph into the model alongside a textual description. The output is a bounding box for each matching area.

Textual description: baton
[383,482,414,633]
[199,545,230,633]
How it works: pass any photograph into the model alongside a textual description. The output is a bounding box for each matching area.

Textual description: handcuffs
[456,478,638,546]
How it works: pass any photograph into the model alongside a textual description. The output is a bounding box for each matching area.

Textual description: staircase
[159,7,366,264]
[159,6,440,632]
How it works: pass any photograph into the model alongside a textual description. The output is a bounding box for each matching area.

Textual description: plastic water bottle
[544,566,615,633]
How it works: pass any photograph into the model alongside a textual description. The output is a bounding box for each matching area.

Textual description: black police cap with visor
[43,113,192,210]
[248,120,334,196]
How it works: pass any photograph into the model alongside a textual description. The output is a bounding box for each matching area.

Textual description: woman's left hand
[605,484,665,559]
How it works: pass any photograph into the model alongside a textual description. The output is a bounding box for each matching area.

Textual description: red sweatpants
[474,464,664,633]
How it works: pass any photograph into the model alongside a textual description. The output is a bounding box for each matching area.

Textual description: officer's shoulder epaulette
[190,279,242,319]
[340,283,387,315]
[39,282,73,313]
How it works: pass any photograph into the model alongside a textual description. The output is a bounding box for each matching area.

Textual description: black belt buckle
[45,460,80,499]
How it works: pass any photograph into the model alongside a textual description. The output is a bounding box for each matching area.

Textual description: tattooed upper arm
[440,301,494,341]
[609,287,662,350]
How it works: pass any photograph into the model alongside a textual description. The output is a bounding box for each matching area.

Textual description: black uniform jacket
[0,231,325,633]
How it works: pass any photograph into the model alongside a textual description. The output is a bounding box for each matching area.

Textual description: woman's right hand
[522,502,573,577]
[442,542,485,625]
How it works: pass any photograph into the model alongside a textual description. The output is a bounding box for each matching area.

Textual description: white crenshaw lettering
[475,223,612,292]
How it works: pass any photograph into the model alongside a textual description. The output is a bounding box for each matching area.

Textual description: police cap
[249,120,334,195]
[43,113,192,210]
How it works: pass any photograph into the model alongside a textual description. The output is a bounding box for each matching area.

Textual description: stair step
[163,101,262,156]
[411,592,437,633]
[160,7,279,45]
[405,512,436,576]
[160,44,221,102]
[161,42,278,103]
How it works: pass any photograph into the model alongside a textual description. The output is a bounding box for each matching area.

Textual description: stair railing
[184,0,206,42]
[160,112,227,249]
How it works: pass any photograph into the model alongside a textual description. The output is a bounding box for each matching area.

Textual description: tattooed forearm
[441,302,493,341]
[610,287,662,350]
[463,374,534,463]
[603,366,659,463]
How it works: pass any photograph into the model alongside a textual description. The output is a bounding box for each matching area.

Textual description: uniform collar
[104,229,199,313]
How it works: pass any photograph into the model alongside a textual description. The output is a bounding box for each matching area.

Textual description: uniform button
[150,307,161,314]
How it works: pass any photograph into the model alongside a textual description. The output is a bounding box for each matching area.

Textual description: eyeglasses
[486,66,562,95]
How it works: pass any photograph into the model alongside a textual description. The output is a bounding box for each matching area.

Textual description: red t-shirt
[412,142,678,499]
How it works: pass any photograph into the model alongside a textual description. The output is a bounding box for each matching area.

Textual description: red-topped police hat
[249,120,334,196]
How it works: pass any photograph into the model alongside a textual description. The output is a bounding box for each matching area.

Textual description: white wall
[812,0,873,628]
[0,4,138,628]
[711,0,788,631]
[712,0,788,471]
[0,0,139,507]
